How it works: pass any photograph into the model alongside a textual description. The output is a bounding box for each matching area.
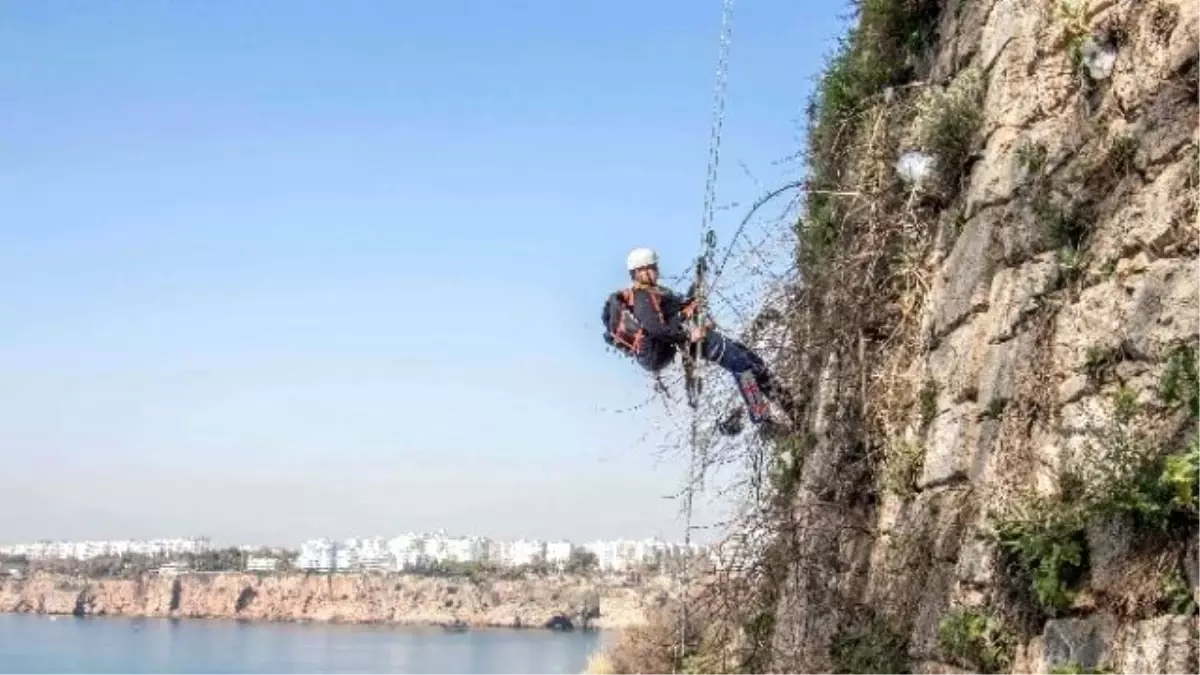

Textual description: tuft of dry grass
[601,620,681,674]
[585,585,760,674]
[913,66,984,200]
[582,651,615,675]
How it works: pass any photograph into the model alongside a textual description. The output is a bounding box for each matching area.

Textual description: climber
[601,247,798,428]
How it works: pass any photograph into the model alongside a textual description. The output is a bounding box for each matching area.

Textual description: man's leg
[699,331,798,419]
[697,330,766,377]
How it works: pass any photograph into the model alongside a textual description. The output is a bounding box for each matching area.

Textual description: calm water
[0,614,609,674]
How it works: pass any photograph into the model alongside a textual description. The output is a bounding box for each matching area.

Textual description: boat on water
[441,619,469,633]
[543,614,574,631]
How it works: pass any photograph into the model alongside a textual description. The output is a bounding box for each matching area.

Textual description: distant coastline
[0,571,668,631]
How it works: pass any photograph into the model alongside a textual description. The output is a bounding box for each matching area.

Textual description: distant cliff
[0,571,668,630]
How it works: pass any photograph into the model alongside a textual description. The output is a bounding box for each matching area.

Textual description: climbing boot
[757,373,800,423]
[716,407,745,436]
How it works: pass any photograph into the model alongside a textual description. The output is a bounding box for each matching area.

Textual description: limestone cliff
[598,1,1198,673]
[0,571,664,630]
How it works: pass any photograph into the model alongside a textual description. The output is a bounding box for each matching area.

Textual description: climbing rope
[678,0,734,669]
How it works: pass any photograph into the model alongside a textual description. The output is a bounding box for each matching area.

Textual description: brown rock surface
[0,571,663,630]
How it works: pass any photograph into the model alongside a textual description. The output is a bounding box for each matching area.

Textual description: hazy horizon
[1,1,847,547]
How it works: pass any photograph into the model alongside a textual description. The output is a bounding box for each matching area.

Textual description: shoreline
[0,571,662,631]
[3,611,620,633]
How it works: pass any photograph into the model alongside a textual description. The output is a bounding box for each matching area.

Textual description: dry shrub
[913,66,984,201]
[595,591,749,674]
[602,614,680,674]
[1094,545,1182,618]
[600,604,702,674]
[582,651,616,675]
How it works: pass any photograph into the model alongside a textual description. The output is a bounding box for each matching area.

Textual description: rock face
[755,0,1199,673]
[0,572,662,630]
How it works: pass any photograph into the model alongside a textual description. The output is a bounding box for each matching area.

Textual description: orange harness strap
[628,284,667,324]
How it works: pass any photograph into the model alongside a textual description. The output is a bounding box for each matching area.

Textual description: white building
[155,561,192,575]
[583,540,619,571]
[546,541,574,569]
[442,537,484,564]
[0,537,212,561]
[505,539,547,567]
[246,556,279,572]
[297,539,337,572]
[388,534,426,571]
[334,547,357,571]
[582,538,673,572]
[351,537,392,571]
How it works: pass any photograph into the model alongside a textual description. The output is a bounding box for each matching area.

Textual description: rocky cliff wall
[596,1,1198,673]
[756,0,1199,673]
[0,571,663,630]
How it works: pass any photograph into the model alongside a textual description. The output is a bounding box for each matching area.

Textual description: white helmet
[626,247,659,271]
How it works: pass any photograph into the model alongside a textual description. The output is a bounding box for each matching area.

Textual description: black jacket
[630,285,689,343]
[627,283,696,371]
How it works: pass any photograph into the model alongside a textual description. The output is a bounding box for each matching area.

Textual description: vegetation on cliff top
[1,547,288,579]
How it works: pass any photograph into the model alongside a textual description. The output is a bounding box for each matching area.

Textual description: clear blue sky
[0,0,847,547]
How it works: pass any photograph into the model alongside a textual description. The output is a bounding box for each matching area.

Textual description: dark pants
[635,332,792,412]
[697,331,795,418]
[696,330,766,379]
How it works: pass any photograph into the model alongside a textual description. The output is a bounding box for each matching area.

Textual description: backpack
[601,288,645,357]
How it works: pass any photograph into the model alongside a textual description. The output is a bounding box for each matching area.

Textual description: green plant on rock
[1083,344,1120,382]
[768,433,814,497]
[1106,135,1139,175]
[993,386,1199,616]
[990,494,1088,613]
[800,0,943,271]
[809,0,941,144]
[1160,436,1199,515]
[830,614,911,674]
[1076,389,1198,532]
[1056,0,1092,83]
[1055,245,1085,284]
[879,437,924,498]
[1033,191,1089,253]
[1066,36,1090,83]
[743,610,774,637]
[1016,139,1048,176]
[680,648,725,675]
[798,194,841,268]
[979,398,1008,421]
[1160,569,1198,616]
[919,379,939,429]
[1112,384,1138,423]
[915,67,984,198]
[951,207,968,235]
[937,608,1015,674]
[1159,343,1198,419]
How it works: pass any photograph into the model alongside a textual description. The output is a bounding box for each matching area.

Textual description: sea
[0,614,610,674]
